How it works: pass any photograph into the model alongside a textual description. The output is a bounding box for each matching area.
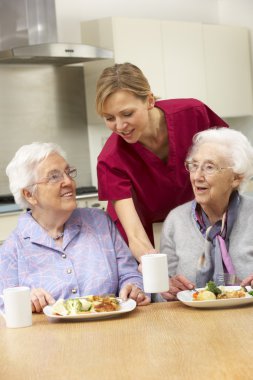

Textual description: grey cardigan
[160,194,253,284]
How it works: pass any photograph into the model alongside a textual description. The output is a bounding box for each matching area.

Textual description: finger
[31,297,43,313]
[160,291,177,301]
[31,288,55,312]
[136,294,150,306]
[170,275,194,291]
[44,293,55,305]
[241,275,253,287]
[119,283,132,301]
[135,291,145,304]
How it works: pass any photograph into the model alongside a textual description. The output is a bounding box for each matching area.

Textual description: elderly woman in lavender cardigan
[0,142,150,312]
[159,128,253,301]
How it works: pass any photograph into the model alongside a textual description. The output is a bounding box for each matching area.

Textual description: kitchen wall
[0,64,92,195]
[55,0,253,145]
[1,0,253,194]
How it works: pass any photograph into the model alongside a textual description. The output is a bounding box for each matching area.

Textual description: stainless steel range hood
[0,43,113,65]
[0,0,113,65]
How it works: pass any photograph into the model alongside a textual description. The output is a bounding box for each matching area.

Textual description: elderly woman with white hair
[0,142,150,311]
[159,127,253,301]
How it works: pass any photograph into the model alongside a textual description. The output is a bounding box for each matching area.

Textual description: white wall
[55,0,219,42]
[218,0,253,143]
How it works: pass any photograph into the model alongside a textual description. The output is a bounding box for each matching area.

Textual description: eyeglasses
[28,167,77,187]
[184,161,233,176]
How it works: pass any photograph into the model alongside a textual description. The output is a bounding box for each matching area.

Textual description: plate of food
[177,281,253,309]
[43,295,137,321]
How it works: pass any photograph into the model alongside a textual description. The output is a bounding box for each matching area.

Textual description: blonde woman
[96,62,228,261]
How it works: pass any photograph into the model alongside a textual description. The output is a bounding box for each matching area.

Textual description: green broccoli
[206,281,222,296]
[65,298,83,315]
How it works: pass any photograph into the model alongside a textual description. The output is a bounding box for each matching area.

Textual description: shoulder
[163,201,192,226]
[239,194,253,214]
[98,133,128,161]
[155,98,205,114]
[72,207,112,226]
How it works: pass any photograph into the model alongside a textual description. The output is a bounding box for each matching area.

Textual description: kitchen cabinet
[0,211,23,245]
[81,17,253,118]
[203,24,253,117]
[161,21,207,101]
[76,195,107,210]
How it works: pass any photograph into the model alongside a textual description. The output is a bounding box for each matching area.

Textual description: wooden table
[0,301,253,380]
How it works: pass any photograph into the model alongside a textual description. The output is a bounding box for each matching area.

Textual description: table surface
[0,301,253,380]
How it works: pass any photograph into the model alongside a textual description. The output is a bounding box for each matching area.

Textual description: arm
[159,211,195,301]
[114,198,156,262]
[106,212,150,304]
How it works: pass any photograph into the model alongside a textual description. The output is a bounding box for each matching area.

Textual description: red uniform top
[97,98,228,244]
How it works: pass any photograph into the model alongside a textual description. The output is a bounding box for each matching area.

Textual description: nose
[115,118,128,132]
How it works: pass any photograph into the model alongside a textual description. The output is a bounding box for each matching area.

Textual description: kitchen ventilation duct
[0,0,113,64]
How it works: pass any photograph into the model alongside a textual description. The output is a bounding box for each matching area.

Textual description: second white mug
[141,253,169,293]
[0,286,32,328]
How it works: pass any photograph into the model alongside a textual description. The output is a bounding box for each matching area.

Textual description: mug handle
[0,295,6,320]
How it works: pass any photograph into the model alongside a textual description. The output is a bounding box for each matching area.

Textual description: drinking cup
[0,286,32,328]
[141,253,169,293]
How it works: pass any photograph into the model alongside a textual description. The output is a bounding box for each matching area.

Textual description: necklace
[31,214,64,240]
[53,232,64,240]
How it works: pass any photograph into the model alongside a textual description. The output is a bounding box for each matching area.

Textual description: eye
[48,170,61,182]
[123,112,133,117]
[204,163,216,173]
[49,173,60,181]
[104,116,114,122]
[67,168,77,178]
[190,162,199,171]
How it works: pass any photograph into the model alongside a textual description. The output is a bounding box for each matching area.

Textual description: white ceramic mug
[0,286,32,328]
[141,253,169,293]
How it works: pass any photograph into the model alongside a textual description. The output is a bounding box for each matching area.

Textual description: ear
[22,188,37,207]
[232,174,244,189]
[147,93,155,110]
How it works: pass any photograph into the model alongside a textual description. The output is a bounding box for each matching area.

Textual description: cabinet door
[161,21,207,102]
[203,25,253,117]
[111,18,165,99]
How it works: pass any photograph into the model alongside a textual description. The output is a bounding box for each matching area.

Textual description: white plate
[43,298,137,321]
[177,286,253,309]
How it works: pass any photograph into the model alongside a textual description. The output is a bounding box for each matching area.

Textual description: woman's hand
[241,275,253,288]
[119,283,151,306]
[160,274,195,301]
[30,288,55,313]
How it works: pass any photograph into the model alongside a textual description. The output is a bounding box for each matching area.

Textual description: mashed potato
[195,290,216,301]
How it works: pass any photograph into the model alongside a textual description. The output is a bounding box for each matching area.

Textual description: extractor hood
[0,43,113,65]
[0,0,113,65]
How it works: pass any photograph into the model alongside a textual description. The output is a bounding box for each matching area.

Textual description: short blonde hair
[96,62,156,115]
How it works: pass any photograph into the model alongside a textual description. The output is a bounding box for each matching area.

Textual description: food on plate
[192,281,247,301]
[52,295,120,316]
[193,290,216,301]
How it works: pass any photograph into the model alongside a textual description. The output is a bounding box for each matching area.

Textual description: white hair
[186,127,253,192]
[6,142,67,209]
